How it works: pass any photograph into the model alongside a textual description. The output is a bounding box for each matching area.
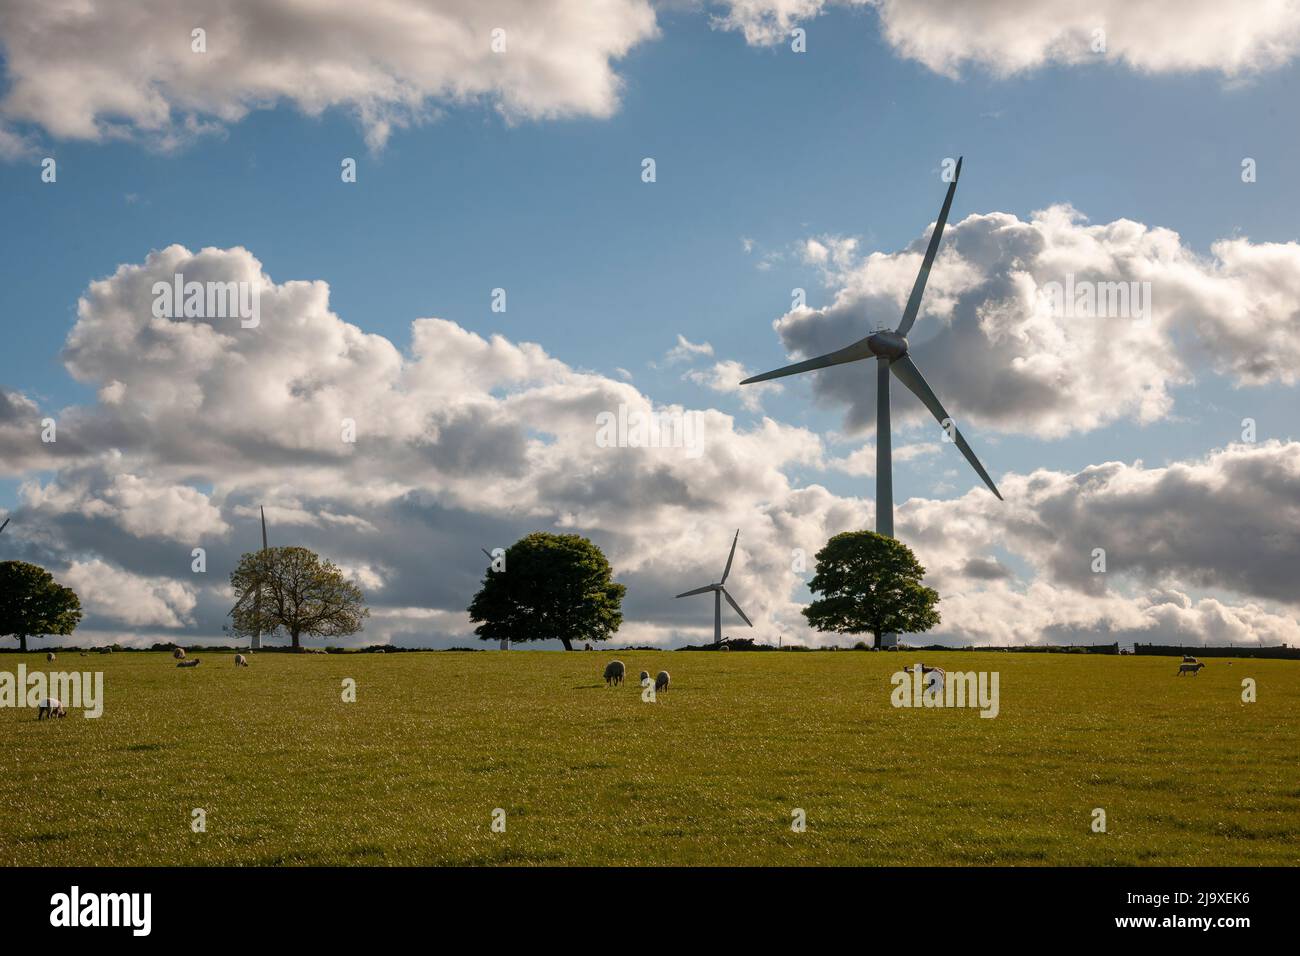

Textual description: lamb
[234,654,249,667]
[37,697,66,720]
[173,647,186,660]
[177,658,201,669]
[46,652,55,662]
[655,670,670,693]
[639,670,650,683]
[604,660,625,686]
[1177,661,1205,676]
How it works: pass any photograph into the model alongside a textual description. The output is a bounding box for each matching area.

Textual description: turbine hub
[867,330,908,360]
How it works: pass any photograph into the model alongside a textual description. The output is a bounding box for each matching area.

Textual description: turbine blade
[721,588,754,627]
[675,585,715,598]
[260,505,268,550]
[739,341,872,385]
[895,156,961,338]
[889,353,1002,500]
[721,529,739,583]
[481,548,493,560]
[0,517,9,533]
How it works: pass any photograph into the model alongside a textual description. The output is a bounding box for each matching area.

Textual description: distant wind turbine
[251,506,268,651]
[740,158,1001,647]
[675,529,753,646]
[482,547,509,650]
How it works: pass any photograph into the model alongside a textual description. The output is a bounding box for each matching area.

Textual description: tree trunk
[872,629,881,650]
[291,629,301,649]
[560,637,573,651]
[19,634,27,653]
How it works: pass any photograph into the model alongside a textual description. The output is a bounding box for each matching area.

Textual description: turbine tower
[675,529,753,646]
[740,158,1001,647]
[251,506,268,651]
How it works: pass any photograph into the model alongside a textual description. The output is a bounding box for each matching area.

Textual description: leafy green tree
[803,531,939,648]
[468,533,625,650]
[0,561,83,652]
[229,546,368,649]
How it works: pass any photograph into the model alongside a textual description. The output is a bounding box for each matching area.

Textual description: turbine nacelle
[866,330,908,361]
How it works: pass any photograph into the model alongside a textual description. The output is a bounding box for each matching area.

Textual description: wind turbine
[481,548,509,650]
[740,158,1001,647]
[0,517,9,534]
[675,529,753,646]
[251,506,268,651]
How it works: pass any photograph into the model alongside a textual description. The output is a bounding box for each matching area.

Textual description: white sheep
[639,670,650,683]
[604,660,625,686]
[234,654,249,667]
[655,670,670,693]
[904,663,945,694]
[1177,661,1205,676]
[37,697,66,720]
[173,647,186,660]
[46,652,55,662]
[177,658,201,669]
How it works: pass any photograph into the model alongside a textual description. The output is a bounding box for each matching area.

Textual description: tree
[0,561,83,652]
[468,532,625,650]
[802,531,939,648]
[229,546,368,649]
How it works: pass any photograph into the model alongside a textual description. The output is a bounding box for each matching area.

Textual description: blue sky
[1,1,1298,648]
[4,5,1298,492]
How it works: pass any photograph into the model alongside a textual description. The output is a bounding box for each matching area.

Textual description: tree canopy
[229,546,368,649]
[0,561,83,652]
[802,531,939,647]
[468,532,625,650]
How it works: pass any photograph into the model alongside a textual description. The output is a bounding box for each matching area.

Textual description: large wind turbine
[740,159,1001,646]
[675,530,753,645]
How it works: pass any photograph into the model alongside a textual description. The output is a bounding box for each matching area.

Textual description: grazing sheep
[173,647,186,660]
[639,670,650,683]
[604,660,625,686]
[1177,661,1205,676]
[655,670,670,693]
[719,645,729,652]
[903,663,946,695]
[46,652,55,662]
[37,697,66,720]
[234,654,249,667]
[584,643,593,651]
[177,658,201,669]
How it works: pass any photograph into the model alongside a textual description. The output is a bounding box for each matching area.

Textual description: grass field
[2,650,1298,866]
